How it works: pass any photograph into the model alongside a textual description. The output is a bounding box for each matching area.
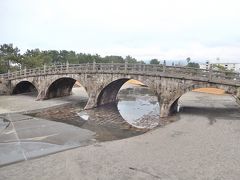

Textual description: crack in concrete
[129,167,162,179]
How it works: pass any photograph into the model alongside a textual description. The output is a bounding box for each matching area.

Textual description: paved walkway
[0,87,88,114]
[0,114,95,166]
[0,92,240,180]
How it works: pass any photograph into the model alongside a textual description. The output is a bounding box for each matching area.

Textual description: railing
[0,63,240,86]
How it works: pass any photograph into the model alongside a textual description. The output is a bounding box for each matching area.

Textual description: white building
[200,61,240,73]
[200,61,210,70]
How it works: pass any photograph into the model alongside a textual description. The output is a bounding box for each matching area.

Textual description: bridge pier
[159,100,179,117]
[159,103,170,117]
[157,92,180,118]
[0,79,10,95]
[36,90,45,100]
[84,93,98,109]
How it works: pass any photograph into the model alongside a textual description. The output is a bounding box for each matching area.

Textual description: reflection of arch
[168,83,237,115]
[57,102,148,139]
[45,77,77,99]
[87,103,138,128]
[12,81,38,95]
[97,78,156,106]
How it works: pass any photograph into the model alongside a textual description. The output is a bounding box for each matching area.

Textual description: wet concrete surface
[0,87,91,166]
[0,114,95,166]
[29,103,148,142]
[0,91,240,179]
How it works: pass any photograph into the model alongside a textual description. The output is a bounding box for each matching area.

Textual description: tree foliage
[150,59,160,64]
[0,44,21,73]
[0,44,145,73]
[2,43,196,73]
[185,57,200,68]
[187,62,200,68]
[186,57,191,64]
[125,55,137,64]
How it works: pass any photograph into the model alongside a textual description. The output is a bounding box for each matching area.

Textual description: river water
[29,84,162,142]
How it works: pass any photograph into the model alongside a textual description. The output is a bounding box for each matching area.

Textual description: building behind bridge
[200,61,240,73]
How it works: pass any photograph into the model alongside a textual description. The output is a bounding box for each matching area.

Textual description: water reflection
[117,85,160,127]
[30,103,148,142]
[29,84,161,142]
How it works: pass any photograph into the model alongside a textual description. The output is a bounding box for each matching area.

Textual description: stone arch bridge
[0,63,240,117]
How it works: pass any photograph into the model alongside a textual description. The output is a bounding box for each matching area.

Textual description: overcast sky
[1,0,240,63]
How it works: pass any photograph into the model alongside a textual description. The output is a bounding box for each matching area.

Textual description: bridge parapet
[0,63,239,86]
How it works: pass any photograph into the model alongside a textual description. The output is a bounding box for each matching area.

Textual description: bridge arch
[166,82,239,117]
[12,80,38,95]
[97,78,129,106]
[96,78,156,106]
[45,77,78,99]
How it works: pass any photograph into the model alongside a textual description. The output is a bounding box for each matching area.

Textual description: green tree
[125,55,137,64]
[92,54,102,63]
[22,49,48,68]
[0,43,145,72]
[103,56,124,63]
[185,57,199,68]
[150,59,160,64]
[0,44,21,73]
[59,50,69,64]
[47,50,60,64]
[138,60,146,64]
[186,57,191,64]
[66,51,78,64]
[187,62,200,68]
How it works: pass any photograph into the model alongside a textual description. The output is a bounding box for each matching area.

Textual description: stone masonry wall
[0,79,10,95]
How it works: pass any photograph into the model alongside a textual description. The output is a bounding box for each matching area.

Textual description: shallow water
[117,94,159,123]
[29,85,161,141]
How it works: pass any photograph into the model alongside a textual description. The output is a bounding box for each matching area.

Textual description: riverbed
[0,83,166,166]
